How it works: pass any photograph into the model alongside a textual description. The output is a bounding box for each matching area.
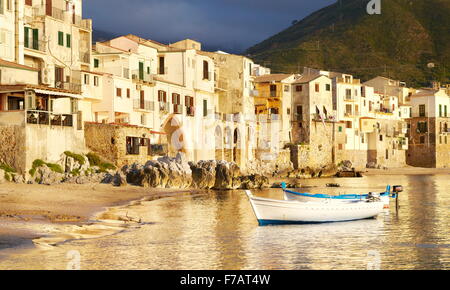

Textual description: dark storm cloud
[84,0,336,53]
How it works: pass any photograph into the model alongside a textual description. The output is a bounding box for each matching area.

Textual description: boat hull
[246,191,385,225]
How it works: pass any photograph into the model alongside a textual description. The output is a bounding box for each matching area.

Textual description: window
[326,84,331,91]
[346,89,352,99]
[126,137,140,155]
[338,126,343,133]
[346,121,352,129]
[417,122,428,133]
[172,93,182,114]
[284,85,290,92]
[0,0,3,14]
[185,96,195,116]
[203,60,209,80]
[296,85,302,92]
[287,108,291,115]
[379,135,383,142]
[141,114,147,126]
[24,27,30,48]
[25,0,32,6]
[203,99,208,117]
[84,74,89,85]
[94,59,99,68]
[439,105,443,117]
[158,90,167,102]
[127,88,131,98]
[58,31,64,46]
[158,57,165,74]
[93,76,99,86]
[419,104,426,117]
[116,88,122,97]
[419,136,425,144]
[66,34,71,48]
[296,105,303,121]
[445,105,448,117]
[315,83,319,92]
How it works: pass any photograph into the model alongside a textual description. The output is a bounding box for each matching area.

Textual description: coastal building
[253,74,299,146]
[86,35,220,166]
[298,68,409,169]
[0,0,92,174]
[406,88,450,168]
[197,51,271,168]
[290,73,346,169]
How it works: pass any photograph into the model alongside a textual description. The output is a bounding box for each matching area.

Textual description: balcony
[133,99,154,111]
[159,102,170,113]
[32,6,65,21]
[257,91,281,99]
[313,113,337,122]
[173,104,183,114]
[26,110,73,127]
[215,79,228,91]
[186,106,195,117]
[131,70,155,84]
[80,52,90,64]
[55,81,82,93]
[24,39,46,53]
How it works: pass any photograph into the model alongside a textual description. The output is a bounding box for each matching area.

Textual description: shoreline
[0,183,198,255]
[0,166,448,259]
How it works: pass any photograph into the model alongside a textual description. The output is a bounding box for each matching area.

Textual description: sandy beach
[0,183,197,254]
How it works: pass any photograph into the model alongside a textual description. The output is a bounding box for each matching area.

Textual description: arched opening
[233,128,241,165]
[224,127,232,162]
[215,126,223,161]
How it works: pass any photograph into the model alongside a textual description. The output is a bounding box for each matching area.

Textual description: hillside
[246,0,449,87]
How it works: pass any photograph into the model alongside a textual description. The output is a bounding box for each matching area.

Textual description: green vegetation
[29,159,63,176]
[64,151,86,165]
[86,152,116,173]
[246,0,450,87]
[0,163,16,173]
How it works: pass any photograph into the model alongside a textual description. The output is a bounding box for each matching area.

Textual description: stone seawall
[0,125,26,174]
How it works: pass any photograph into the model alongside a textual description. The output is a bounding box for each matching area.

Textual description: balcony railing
[186,106,195,117]
[215,79,228,91]
[55,81,82,93]
[173,104,183,114]
[133,99,154,111]
[159,102,170,113]
[26,110,73,127]
[80,52,90,64]
[32,6,65,21]
[131,70,155,84]
[24,39,46,52]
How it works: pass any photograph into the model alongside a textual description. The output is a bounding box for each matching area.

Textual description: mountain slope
[246,0,449,87]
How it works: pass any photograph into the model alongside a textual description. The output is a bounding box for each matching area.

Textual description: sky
[84,0,336,53]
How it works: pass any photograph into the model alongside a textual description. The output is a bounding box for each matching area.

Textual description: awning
[34,89,82,99]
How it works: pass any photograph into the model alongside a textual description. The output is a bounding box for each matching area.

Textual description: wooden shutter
[24,27,30,48]
[46,0,52,16]
[32,29,39,50]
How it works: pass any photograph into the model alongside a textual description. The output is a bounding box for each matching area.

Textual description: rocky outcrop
[32,165,65,185]
[190,160,217,189]
[239,174,269,189]
[124,155,269,190]
[213,161,242,190]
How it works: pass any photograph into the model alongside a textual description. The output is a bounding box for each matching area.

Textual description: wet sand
[0,183,195,252]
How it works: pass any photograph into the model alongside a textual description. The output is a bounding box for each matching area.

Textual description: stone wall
[84,122,165,168]
[339,150,368,170]
[0,125,26,174]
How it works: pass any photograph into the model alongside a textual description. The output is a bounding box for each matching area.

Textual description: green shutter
[139,62,144,80]
[58,31,64,46]
[24,27,30,48]
[32,29,39,50]
[203,100,208,117]
[94,59,99,68]
[66,34,71,48]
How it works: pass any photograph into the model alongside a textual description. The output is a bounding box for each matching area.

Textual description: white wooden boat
[245,190,385,226]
